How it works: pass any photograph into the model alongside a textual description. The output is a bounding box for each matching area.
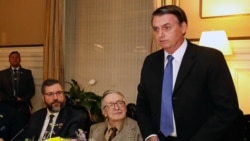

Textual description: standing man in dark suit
[0,51,35,125]
[136,5,244,141]
[24,79,89,140]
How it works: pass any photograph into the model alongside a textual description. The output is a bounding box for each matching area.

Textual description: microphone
[10,127,25,141]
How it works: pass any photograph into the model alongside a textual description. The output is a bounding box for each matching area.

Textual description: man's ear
[102,109,108,118]
[181,22,187,35]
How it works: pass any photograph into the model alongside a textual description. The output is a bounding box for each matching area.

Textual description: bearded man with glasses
[88,90,143,141]
[23,79,90,141]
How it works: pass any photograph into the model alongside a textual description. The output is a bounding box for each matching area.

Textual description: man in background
[0,51,35,125]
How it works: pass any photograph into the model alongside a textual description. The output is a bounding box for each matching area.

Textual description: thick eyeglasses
[44,91,64,97]
[103,100,126,109]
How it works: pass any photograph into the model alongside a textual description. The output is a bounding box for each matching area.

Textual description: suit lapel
[18,68,24,78]
[7,68,13,86]
[113,118,136,141]
[53,109,66,136]
[173,42,196,94]
[34,109,47,140]
[18,68,25,86]
[94,123,107,141]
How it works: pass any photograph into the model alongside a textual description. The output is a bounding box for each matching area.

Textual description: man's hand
[16,97,22,101]
[147,136,159,141]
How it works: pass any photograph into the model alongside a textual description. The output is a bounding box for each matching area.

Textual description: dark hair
[151,5,188,25]
[41,79,62,94]
[9,51,21,58]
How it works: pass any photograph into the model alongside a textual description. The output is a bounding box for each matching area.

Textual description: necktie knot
[108,127,117,141]
[48,114,55,129]
[110,127,117,132]
[167,55,174,62]
[13,69,18,75]
[49,114,55,119]
[48,114,55,126]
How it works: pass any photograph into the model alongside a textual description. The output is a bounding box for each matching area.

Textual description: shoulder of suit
[124,117,139,129]
[143,49,164,64]
[90,122,107,130]
[0,68,10,72]
[190,42,222,57]
[126,117,137,123]
[19,67,32,72]
[59,106,84,119]
[148,49,164,57]
[31,108,47,117]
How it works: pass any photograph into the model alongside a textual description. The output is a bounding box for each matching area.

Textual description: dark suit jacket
[0,67,35,108]
[0,101,24,141]
[136,41,243,141]
[24,106,89,140]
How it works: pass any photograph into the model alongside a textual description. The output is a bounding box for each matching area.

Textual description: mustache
[45,99,65,112]
[52,100,61,105]
[51,100,65,108]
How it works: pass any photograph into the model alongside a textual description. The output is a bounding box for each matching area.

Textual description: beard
[45,100,65,113]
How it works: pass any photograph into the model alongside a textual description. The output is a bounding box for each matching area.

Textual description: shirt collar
[46,109,59,119]
[11,66,20,71]
[106,120,124,133]
[164,39,187,63]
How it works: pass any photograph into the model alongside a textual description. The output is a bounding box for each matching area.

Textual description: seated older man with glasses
[89,90,143,141]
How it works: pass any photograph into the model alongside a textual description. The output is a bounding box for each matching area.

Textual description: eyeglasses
[44,91,64,97]
[103,100,126,109]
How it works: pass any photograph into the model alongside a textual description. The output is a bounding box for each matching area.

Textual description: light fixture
[199,30,233,55]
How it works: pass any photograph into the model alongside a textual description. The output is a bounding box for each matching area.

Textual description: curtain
[43,0,64,83]
[64,0,153,102]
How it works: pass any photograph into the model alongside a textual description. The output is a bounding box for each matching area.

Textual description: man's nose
[52,93,58,99]
[157,29,164,38]
[114,103,120,109]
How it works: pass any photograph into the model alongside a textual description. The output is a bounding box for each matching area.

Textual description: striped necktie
[43,114,55,139]
[108,127,117,141]
[13,69,18,96]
